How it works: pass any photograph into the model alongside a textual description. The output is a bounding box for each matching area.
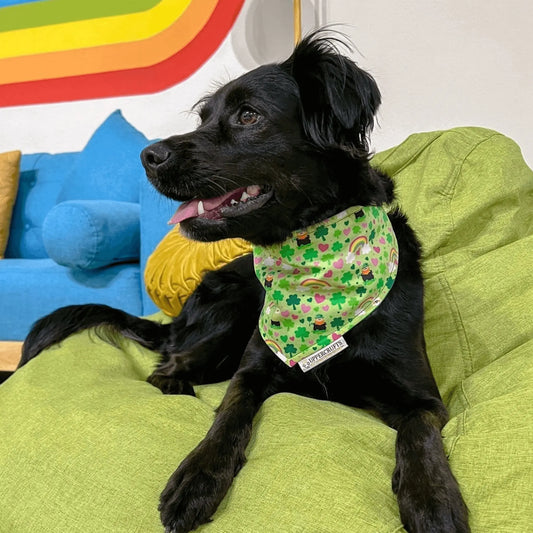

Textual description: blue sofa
[0,110,178,340]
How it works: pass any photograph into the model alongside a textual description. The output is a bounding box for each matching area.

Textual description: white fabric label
[297,336,348,372]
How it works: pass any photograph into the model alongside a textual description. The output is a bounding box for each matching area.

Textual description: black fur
[19,32,469,533]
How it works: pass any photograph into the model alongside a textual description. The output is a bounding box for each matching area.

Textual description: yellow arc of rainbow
[0,0,190,59]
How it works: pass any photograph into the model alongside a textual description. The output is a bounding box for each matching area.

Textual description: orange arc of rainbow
[0,0,217,84]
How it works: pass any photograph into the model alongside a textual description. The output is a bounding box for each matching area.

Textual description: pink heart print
[333,259,344,269]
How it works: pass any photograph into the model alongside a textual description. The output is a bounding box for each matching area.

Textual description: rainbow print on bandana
[388,247,399,273]
[254,205,399,369]
[349,235,370,255]
[355,295,378,316]
[299,278,332,289]
[264,339,287,360]
[347,235,372,263]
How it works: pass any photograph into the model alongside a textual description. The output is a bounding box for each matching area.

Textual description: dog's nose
[141,143,171,170]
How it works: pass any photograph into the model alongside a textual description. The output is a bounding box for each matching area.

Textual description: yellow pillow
[0,150,21,258]
[145,225,252,316]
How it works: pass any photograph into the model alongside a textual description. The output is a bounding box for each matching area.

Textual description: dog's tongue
[169,188,246,224]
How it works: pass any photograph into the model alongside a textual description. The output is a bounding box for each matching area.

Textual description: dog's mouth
[169,185,273,225]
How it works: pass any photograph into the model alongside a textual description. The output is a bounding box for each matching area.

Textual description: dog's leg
[339,312,469,532]
[147,256,263,395]
[389,405,470,533]
[147,330,250,396]
[157,329,295,533]
[362,338,470,533]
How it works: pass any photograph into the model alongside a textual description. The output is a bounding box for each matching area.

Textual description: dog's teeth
[198,200,205,215]
[246,185,261,197]
[230,199,238,206]
[240,191,251,202]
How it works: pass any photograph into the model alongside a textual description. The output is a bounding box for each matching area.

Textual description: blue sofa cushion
[0,258,142,340]
[5,153,78,259]
[58,110,149,203]
[43,200,140,270]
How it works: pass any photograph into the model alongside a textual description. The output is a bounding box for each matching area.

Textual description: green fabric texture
[1,128,532,532]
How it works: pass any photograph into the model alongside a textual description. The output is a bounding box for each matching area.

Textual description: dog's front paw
[394,468,470,533]
[159,447,237,533]
[147,372,195,396]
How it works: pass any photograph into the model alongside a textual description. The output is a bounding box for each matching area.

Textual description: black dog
[20,33,469,533]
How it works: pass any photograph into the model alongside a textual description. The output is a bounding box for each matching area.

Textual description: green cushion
[373,127,533,406]
[1,128,532,532]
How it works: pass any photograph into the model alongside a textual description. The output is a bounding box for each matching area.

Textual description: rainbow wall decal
[0,0,244,107]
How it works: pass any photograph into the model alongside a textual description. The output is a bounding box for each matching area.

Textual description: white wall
[326,0,533,167]
[0,0,531,166]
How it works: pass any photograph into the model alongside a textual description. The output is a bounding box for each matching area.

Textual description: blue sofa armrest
[43,200,140,270]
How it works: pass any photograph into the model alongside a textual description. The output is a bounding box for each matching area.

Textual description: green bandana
[253,206,398,372]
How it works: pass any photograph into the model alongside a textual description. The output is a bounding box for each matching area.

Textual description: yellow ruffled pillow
[0,150,21,258]
[144,225,252,316]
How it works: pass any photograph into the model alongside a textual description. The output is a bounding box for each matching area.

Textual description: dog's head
[142,31,391,245]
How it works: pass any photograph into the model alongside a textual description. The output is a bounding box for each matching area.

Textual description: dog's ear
[281,31,381,157]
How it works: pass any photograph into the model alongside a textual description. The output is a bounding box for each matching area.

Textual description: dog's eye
[237,108,260,126]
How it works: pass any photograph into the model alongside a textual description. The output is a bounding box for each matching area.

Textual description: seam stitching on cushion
[460,380,472,411]
[436,272,474,382]
[442,132,503,208]
[375,131,447,177]
[434,133,503,384]
[445,434,460,459]
[31,152,45,170]
[77,204,99,269]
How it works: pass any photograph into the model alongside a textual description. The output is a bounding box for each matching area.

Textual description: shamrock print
[280,244,295,261]
[286,294,301,310]
[253,205,399,368]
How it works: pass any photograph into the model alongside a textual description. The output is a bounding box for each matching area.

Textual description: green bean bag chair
[1,127,531,532]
